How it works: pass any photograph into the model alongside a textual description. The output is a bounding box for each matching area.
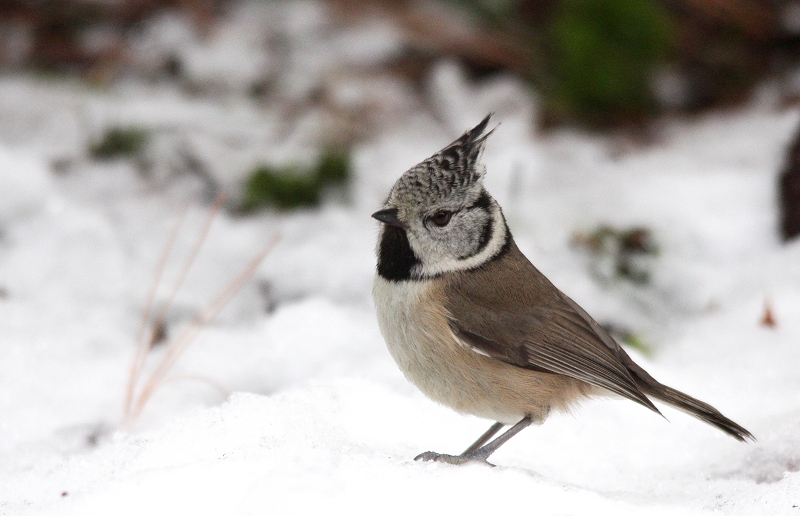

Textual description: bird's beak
[371,208,403,227]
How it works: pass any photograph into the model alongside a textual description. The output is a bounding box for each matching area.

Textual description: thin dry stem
[124,202,189,415]
[125,226,280,423]
[145,195,227,348]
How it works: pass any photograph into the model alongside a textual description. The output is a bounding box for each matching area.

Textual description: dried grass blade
[129,233,280,420]
[124,202,189,416]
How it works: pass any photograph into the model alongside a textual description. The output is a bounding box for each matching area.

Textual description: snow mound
[21,382,710,516]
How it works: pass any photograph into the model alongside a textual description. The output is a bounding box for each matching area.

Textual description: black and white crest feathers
[387,114,495,209]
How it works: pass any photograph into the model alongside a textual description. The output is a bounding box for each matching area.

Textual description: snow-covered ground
[2,4,800,514]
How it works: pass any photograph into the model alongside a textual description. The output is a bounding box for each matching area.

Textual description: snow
[2,4,800,514]
[0,148,53,223]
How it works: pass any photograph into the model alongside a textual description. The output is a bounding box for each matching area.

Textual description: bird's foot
[413,450,494,466]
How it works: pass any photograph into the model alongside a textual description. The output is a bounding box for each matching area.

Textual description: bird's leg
[415,417,532,466]
[467,417,533,461]
[414,421,502,464]
[414,422,505,460]
[461,421,505,455]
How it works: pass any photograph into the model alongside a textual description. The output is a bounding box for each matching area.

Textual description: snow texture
[1,4,800,515]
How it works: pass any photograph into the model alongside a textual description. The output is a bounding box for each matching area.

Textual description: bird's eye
[430,210,452,227]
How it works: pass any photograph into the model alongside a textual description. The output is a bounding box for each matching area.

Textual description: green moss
[241,165,320,212]
[314,147,350,185]
[547,0,674,125]
[89,127,150,160]
[240,147,351,212]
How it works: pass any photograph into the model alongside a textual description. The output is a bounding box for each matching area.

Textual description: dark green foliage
[241,165,320,211]
[89,127,150,160]
[240,147,351,212]
[315,147,350,185]
[547,0,674,125]
[443,0,678,127]
[574,225,658,284]
[446,0,782,126]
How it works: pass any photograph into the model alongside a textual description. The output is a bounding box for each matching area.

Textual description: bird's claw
[413,451,494,466]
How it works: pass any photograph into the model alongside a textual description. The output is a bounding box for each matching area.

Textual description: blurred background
[2,0,800,233]
[5,0,800,120]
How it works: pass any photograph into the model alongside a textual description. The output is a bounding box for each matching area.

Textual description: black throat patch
[377,225,420,281]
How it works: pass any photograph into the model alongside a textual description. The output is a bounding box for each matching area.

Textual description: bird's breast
[372,276,445,381]
[372,274,576,424]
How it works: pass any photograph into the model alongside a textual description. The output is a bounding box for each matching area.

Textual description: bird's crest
[387,114,495,209]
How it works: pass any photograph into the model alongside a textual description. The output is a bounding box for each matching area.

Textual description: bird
[371,114,753,466]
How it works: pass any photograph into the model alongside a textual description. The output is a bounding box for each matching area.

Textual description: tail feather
[555,274,753,442]
[637,379,755,442]
[618,356,754,441]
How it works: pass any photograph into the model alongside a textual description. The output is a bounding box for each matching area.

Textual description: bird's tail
[629,363,755,442]
[640,381,754,441]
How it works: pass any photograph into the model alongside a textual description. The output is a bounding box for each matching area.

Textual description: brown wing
[559,286,753,440]
[443,240,660,414]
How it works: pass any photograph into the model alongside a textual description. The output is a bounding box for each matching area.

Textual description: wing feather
[444,240,659,414]
[442,239,754,439]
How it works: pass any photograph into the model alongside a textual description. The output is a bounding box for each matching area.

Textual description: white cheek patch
[413,203,508,278]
